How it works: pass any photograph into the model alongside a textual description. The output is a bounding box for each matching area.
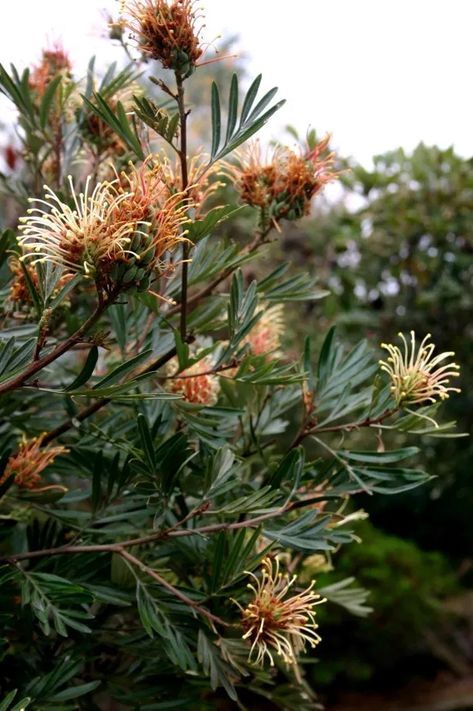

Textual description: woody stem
[0,296,114,398]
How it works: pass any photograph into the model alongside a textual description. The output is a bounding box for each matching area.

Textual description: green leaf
[92,349,152,389]
[48,273,81,309]
[239,74,262,124]
[19,260,43,317]
[82,93,144,159]
[209,74,285,164]
[137,413,156,473]
[188,205,245,242]
[48,680,101,702]
[225,73,239,143]
[65,346,98,391]
[210,81,221,159]
[270,448,305,489]
[317,326,336,384]
[39,74,62,128]
[339,447,419,465]
[197,631,238,701]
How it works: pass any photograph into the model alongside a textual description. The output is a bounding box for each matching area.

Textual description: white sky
[2,0,473,165]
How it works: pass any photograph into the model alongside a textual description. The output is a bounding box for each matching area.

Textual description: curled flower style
[167,355,220,405]
[160,152,225,216]
[124,0,204,77]
[229,136,337,224]
[18,163,190,293]
[0,435,67,490]
[236,557,323,667]
[18,177,141,277]
[244,303,284,357]
[379,331,461,406]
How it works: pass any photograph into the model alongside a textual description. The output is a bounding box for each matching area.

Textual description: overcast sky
[2,0,473,165]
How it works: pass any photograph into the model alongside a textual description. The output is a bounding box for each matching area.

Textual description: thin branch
[0,296,113,397]
[118,548,228,628]
[290,408,396,448]
[0,499,323,565]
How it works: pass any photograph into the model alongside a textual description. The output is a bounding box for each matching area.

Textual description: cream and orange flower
[236,557,323,667]
[229,136,337,224]
[18,161,190,292]
[123,0,204,77]
[243,303,284,357]
[166,355,220,406]
[379,331,461,406]
[0,435,67,490]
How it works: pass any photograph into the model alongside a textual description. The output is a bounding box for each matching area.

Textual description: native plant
[0,2,462,708]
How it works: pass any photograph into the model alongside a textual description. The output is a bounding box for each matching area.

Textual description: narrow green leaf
[39,75,62,128]
[93,349,152,389]
[317,326,336,383]
[225,73,238,142]
[239,74,262,125]
[137,413,156,473]
[211,81,221,159]
[49,681,101,702]
[19,261,42,317]
[65,346,98,391]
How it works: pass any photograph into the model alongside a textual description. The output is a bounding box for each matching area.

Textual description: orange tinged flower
[167,355,220,405]
[0,435,67,490]
[236,557,323,667]
[230,136,337,224]
[29,44,72,99]
[124,0,204,77]
[18,159,190,293]
[244,304,284,357]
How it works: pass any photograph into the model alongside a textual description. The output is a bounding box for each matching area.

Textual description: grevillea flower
[0,435,67,490]
[123,0,204,77]
[18,177,141,276]
[159,152,225,216]
[379,331,461,405]
[29,44,72,99]
[18,163,189,292]
[110,160,190,274]
[243,303,284,357]
[236,557,323,667]
[167,355,220,405]
[229,136,337,224]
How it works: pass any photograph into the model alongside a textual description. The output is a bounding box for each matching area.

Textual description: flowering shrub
[0,3,463,708]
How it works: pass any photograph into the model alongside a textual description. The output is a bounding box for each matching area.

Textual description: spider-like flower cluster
[18,160,190,294]
[229,137,337,224]
[243,303,284,357]
[167,355,220,406]
[124,0,204,77]
[379,331,461,406]
[0,435,67,490]
[237,557,323,667]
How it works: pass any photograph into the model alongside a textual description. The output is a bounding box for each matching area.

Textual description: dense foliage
[0,3,465,709]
